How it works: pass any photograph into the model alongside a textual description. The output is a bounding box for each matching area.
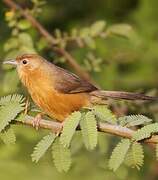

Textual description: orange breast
[30,88,90,121]
[19,69,90,121]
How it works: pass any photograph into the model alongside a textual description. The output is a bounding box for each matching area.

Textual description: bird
[3,54,158,128]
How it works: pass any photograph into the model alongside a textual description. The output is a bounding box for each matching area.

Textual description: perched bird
[3,54,157,127]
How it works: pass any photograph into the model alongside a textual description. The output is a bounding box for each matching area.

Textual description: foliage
[54,20,106,49]
[132,123,158,141]
[118,115,152,127]
[0,94,25,105]
[92,105,117,124]
[80,111,98,150]
[125,142,144,169]
[0,94,25,132]
[60,111,81,147]
[52,137,72,172]
[1,0,158,179]
[106,24,134,39]
[109,139,130,171]
[0,93,157,173]
[31,133,56,163]
[0,128,16,145]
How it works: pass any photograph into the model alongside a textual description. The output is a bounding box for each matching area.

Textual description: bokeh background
[0,0,158,179]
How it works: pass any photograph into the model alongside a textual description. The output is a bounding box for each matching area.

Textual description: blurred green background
[0,0,158,179]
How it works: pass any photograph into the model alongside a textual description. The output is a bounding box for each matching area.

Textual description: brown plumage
[3,54,158,122]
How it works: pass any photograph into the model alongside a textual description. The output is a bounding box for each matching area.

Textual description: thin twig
[3,0,93,82]
[18,115,158,144]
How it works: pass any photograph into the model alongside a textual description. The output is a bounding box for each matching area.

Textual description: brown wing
[52,65,98,94]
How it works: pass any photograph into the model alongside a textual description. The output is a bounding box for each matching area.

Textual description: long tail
[90,90,158,101]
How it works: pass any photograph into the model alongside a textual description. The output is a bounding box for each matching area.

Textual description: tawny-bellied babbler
[3,54,158,128]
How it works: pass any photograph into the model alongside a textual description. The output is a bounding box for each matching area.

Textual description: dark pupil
[22,60,27,64]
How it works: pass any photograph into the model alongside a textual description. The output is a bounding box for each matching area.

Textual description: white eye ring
[22,59,28,65]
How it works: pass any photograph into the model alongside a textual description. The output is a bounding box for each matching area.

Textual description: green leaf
[93,105,116,124]
[109,139,130,171]
[107,24,133,38]
[19,46,36,54]
[71,28,78,38]
[125,142,144,169]
[0,128,16,145]
[80,27,90,38]
[37,37,48,51]
[119,115,152,127]
[18,33,35,52]
[80,111,98,150]
[4,38,18,52]
[0,94,25,106]
[8,20,16,28]
[52,138,71,172]
[5,11,15,21]
[132,123,158,141]
[90,21,106,36]
[84,36,96,49]
[17,20,31,30]
[15,113,28,122]
[54,29,62,39]
[0,94,25,132]
[60,111,81,147]
[31,133,56,163]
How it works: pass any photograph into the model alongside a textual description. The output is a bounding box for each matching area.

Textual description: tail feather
[90,90,158,101]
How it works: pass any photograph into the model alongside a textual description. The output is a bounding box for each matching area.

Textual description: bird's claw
[32,113,42,130]
[54,122,64,137]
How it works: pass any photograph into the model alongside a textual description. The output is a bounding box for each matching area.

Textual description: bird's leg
[24,97,30,115]
[32,113,44,130]
[54,121,64,136]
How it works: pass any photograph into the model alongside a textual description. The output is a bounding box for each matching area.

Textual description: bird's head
[3,54,50,86]
[3,54,44,73]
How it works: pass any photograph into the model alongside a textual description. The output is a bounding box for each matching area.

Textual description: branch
[19,115,158,144]
[3,0,93,83]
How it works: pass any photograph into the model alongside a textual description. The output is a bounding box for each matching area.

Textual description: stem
[19,115,158,144]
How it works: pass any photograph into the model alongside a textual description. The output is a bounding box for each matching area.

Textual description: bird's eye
[22,59,28,65]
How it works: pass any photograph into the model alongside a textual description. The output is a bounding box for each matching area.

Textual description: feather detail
[18,66,90,121]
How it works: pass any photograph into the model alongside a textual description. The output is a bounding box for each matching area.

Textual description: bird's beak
[3,59,18,66]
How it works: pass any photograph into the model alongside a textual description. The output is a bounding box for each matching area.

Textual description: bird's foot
[54,122,64,137]
[32,113,43,130]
